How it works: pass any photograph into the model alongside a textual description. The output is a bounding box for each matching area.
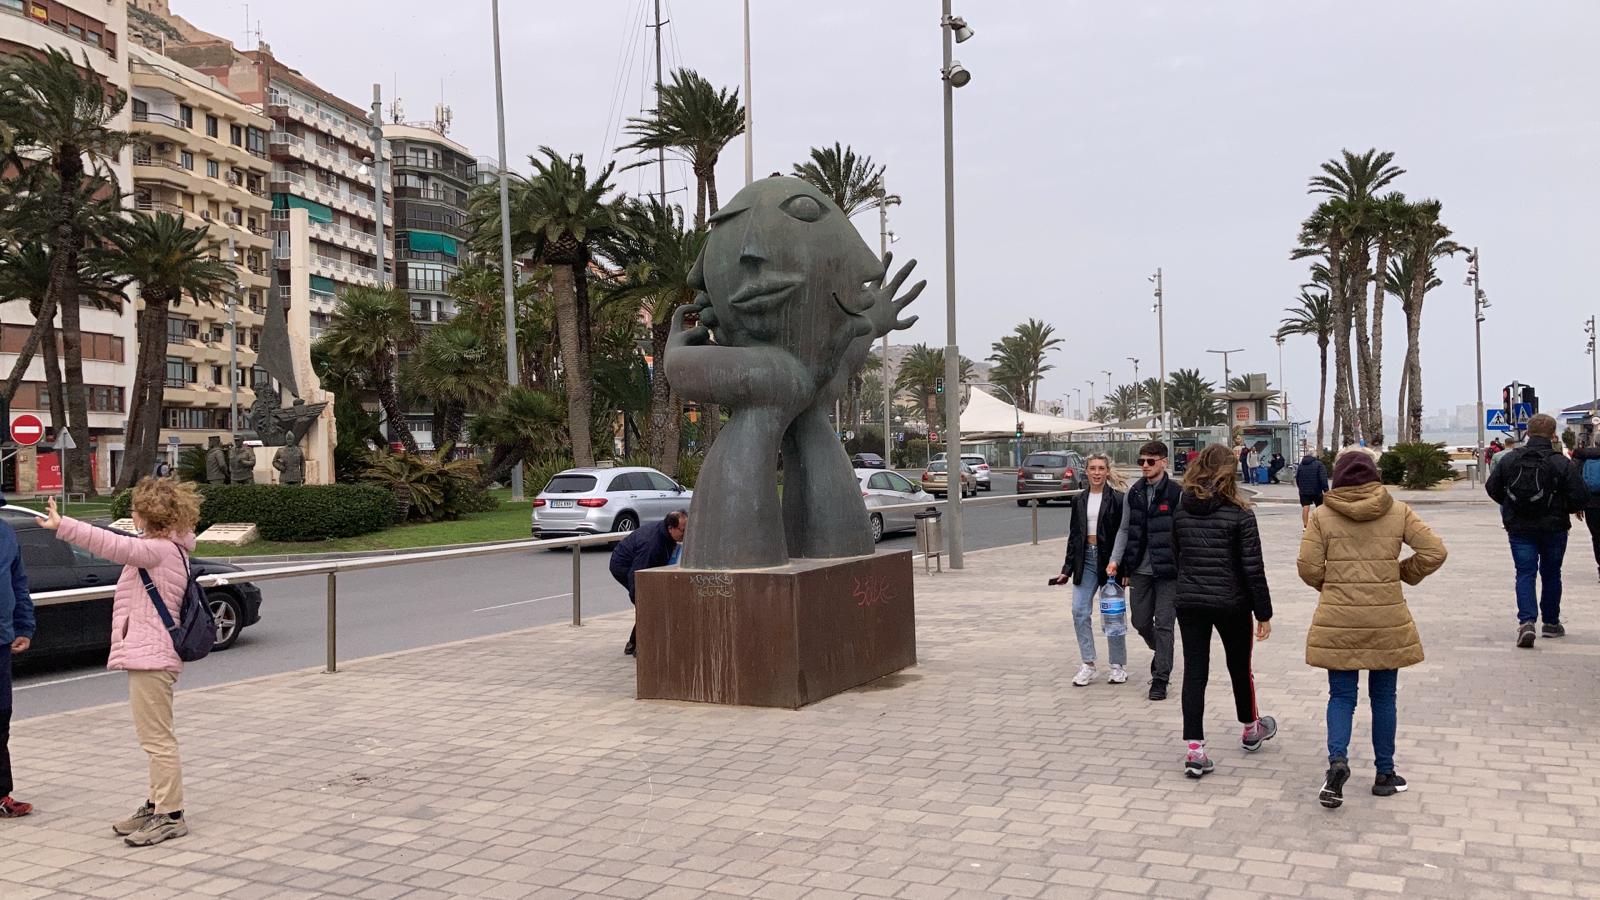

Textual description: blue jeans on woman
[1327,669,1398,773]
[1071,545,1126,666]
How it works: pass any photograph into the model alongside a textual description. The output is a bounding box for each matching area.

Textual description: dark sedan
[4,510,263,659]
[851,452,888,469]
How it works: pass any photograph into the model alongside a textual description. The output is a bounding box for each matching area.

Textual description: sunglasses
[1138,457,1164,466]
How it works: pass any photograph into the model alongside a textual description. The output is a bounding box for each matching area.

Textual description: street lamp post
[1073,387,1083,419]
[1275,335,1288,421]
[1150,268,1167,448]
[1587,316,1598,424]
[491,0,524,500]
[742,0,753,186]
[226,236,240,443]
[1086,378,1096,417]
[1207,347,1244,388]
[1126,356,1140,419]
[1467,248,1488,479]
[940,3,974,569]
[879,187,901,466]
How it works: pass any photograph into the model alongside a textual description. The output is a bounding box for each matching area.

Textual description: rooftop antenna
[388,74,400,123]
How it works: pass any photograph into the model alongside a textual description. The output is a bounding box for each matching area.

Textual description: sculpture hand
[668,301,712,351]
[865,251,925,338]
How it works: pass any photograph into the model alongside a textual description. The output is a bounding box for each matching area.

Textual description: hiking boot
[1319,758,1350,809]
[1517,622,1537,648]
[1184,741,1213,778]
[1241,716,1278,752]
[1542,621,1566,638]
[1148,680,1168,701]
[1072,663,1097,687]
[1108,664,1128,685]
[0,796,32,818]
[1372,772,1409,796]
[112,801,156,836]
[123,812,187,847]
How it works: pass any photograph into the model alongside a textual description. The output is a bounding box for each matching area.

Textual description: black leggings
[1586,514,1600,570]
[1178,607,1258,741]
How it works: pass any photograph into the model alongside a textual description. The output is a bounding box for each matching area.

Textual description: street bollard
[1031,502,1039,545]
[325,570,337,674]
[571,543,583,626]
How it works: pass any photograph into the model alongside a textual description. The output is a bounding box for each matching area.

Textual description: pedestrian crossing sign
[1512,402,1533,425]
[1486,409,1511,431]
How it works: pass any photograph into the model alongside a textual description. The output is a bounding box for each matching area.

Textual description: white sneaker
[1108,665,1128,684]
[1072,664,1097,687]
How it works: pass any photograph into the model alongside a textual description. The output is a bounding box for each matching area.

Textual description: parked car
[851,452,887,470]
[921,461,977,498]
[1016,451,1087,506]
[857,468,937,543]
[6,510,263,659]
[960,454,993,491]
[531,466,693,538]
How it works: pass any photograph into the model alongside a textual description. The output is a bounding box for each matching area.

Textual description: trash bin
[914,508,943,573]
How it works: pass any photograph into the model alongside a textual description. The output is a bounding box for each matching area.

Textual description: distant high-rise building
[383,120,475,328]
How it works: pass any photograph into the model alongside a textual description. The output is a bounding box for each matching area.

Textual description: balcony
[397,218,467,238]
[132,109,184,129]
[266,91,373,149]
[309,218,376,253]
[311,254,379,288]
[135,197,185,216]
[393,156,476,184]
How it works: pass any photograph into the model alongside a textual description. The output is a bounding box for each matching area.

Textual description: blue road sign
[1512,402,1533,426]
[1486,409,1512,431]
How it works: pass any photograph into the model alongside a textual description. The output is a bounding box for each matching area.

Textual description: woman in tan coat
[1298,449,1446,809]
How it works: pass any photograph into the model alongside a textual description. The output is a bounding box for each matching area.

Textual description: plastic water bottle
[1100,582,1127,638]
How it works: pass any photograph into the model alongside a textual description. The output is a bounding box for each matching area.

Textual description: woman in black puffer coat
[1171,443,1277,778]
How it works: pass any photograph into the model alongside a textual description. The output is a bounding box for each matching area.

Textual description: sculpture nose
[738,211,768,265]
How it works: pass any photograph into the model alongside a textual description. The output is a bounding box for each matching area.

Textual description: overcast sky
[181,0,1600,427]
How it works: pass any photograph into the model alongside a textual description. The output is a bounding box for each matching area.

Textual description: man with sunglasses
[1113,441,1184,700]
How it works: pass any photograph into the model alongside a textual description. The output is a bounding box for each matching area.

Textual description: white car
[960,454,993,491]
[532,466,692,538]
[857,468,937,544]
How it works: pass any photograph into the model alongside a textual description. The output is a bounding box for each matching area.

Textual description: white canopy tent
[959,388,1101,437]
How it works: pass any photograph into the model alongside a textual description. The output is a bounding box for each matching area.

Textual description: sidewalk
[7,501,1600,899]
[1246,475,1494,506]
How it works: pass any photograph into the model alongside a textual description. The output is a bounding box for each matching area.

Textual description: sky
[177,0,1600,429]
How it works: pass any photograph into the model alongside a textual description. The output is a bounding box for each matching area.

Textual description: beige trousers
[128,670,183,814]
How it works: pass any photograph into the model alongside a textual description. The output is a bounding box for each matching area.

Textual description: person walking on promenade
[0,499,34,819]
[1298,448,1447,808]
[1246,444,1264,485]
[609,510,688,657]
[1268,452,1287,485]
[1171,444,1277,778]
[1486,414,1588,646]
[1296,450,1331,528]
[1570,433,1600,582]
[1052,453,1128,686]
[42,481,199,846]
[1237,439,1251,483]
[1115,441,1183,701]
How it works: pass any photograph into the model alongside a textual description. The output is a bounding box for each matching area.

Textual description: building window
[405,262,450,293]
[166,317,194,344]
[180,151,194,171]
[179,105,193,129]
[165,358,196,389]
[205,114,218,138]
[230,124,243,146]
[246,127,267,157]
[206,159,220,178]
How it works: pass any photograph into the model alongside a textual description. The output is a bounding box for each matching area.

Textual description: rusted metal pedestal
[634,551,916,708]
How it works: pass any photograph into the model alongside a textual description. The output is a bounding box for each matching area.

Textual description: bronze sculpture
[228,439,255,485]
[204,436,229,485]
[272,443,305,485]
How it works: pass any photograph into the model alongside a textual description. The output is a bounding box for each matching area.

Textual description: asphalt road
[12,476,1076,718]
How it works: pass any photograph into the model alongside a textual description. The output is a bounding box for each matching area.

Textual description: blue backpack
[138,548,217,662]
[1583,458,1600,494]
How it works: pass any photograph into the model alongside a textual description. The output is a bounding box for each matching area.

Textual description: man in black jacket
[1486,414,1588,646]
[1295,451,1331,528]
[1114,441,1184,700]
[609,510,688,656]
[1571,433,1600,582]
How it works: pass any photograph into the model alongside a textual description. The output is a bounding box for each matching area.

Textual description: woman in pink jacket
[43,478,199,847]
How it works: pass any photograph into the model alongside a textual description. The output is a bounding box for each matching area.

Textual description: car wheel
[208,591,243,651]
[1016,499,1028,507]
[613,512,639,533]
[870,514,884,544]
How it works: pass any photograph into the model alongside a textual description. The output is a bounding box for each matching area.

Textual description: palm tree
[1277,287,1333,451]
[102,213,234,488]
[447,261,553,389]
[619,68,743,229]
[469,386,567,487]
[404,321,501,451]
[319,286,420,453]
[1390,199,1458,443]
[597,200,706,474]
[985,336,1033,413]
[471,148,624,467]
[1103,384,1143,422]
[895,344,973,429]
[792,143,886,218]
[1166,368,1223,427]
[1009,319,1063,410]
[0,48,128,493]
[0,244,71,443]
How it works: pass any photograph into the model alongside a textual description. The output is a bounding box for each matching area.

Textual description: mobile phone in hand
[1048,575,1069,586]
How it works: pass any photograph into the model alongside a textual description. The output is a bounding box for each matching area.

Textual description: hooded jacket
[1171,492,1272,621]
[1298,482,1447,670]
[1570,445,1600,510]
[1295,455,1330,496]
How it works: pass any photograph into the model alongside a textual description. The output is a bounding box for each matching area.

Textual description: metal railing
[869,488,1082,547]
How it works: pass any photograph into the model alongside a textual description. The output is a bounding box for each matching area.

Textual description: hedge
[110,483,394,542]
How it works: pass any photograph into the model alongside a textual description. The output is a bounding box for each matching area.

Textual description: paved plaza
[6,496,1600,899]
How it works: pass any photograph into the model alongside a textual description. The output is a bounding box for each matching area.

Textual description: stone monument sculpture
[204,436,229,485]
[636,176,925,708]
[272,443,305,485]
[228,439,255,485]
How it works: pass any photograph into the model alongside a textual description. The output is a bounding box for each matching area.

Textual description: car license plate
[1032,474,1054,482]
[551,500,575,508]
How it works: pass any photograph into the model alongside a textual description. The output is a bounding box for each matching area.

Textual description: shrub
[522,456,576,498]
[676,452,704,489]
[1381,442,1457,490]
[359,447,484,522]
[112,483,393,541]
[177,445,208,483]
[1377,450,1405,486]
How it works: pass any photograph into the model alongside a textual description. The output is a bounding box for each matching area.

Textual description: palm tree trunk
[118,292,173,490]
[693,171,708,230]
[41,326,66,485]
[445,401,466,450]
[1349,262,1376,443]
[1404,271,1427,443]
[1395,359,1410,444]
[56,263,96,496]
[1328,248,1356,449]
[2,295,56,402]
[1316,337,1328,453]
[706,168,720,217]
[645,319,681,475]
[1370,240,1390,443]
[550,263,593,466]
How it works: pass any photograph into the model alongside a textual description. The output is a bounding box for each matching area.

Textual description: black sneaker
[1149,680,1168,701]
[1517,622,1537,648]
[1542,621,1566,638]
[1319,758,1351,809]
[1373,772,1408,796]
[623,641,636,656]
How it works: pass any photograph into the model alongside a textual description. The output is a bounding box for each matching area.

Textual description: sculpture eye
[780,194,825,223]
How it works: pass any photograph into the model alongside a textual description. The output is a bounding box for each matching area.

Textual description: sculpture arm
[663,304,811,408]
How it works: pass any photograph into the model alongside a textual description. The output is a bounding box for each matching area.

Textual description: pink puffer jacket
[57,517,196,674]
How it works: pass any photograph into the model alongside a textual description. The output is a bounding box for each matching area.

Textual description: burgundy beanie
[1331,450,1380,488]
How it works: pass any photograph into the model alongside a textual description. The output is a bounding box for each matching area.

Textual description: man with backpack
[1486,414,1589,647]
[1570,433,1600,582]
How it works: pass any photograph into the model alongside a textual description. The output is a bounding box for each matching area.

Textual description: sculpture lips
[729,274,803,311]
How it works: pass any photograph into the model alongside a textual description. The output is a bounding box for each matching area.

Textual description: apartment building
[384,121,474,328]
[0,0,135,493]
[127,44,272,454]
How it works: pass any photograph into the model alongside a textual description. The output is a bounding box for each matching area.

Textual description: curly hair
[1182,443,1251,509]
[131,477,202,536]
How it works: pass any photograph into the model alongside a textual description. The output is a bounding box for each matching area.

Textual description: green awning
[271,193,334,224]
[404,230,458,256]
[309,275,336,293]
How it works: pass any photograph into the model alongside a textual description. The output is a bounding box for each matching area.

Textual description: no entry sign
[9,413,44,447]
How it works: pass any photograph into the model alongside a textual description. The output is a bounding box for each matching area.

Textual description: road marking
[15,670,118,691]
[474,592,573,613]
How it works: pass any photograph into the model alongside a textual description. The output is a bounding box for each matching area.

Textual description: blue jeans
[1327,669,1398,773]
[1071,546,1126,666]
[1509,531,1568,624]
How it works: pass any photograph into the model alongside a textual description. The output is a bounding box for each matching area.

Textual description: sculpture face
[697,177,880,365]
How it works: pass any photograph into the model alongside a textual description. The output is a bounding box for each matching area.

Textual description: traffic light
[1014,424,1024,440]
[934,377,945,395]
